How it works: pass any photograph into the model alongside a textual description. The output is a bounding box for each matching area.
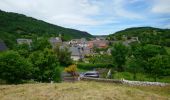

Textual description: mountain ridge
[0,10,93,48]
[107,27,170,47]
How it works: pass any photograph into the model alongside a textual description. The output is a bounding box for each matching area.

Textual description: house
[123,36,139,46]
[68,45,92,61]
[17,39,32,45]
[62,41,70,46]
[88,40,108,49]
[69,38,88,47]
[49,37,62,48]
[0,40,8,51]
[82,47,92,56]
[69,46,84,61]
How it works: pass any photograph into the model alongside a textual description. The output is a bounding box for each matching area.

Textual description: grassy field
[0,81,170,100]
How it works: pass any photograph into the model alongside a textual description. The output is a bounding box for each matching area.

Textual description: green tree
[149,55,170,81]
[29,48,58,82]
[14,43,30,58]
[126,56,143,80]
[52,66,62,82]
[31,38,51,51]
[54,46,72,66]
[0,51,32,84]
[132,44,167,74]
[111,43,129,72]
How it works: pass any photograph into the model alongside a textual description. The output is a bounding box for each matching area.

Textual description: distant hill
[0,10,93,48]
[107,27,170,47]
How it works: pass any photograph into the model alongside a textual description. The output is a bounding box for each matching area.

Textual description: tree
[126,56,143,80]
[29,48,59,82]
[52,66,62,82]
[14,43,30,58]
[131,44,167,74]
[0,51,32,84]
[54,46,72,66]
[149,55,170,81]
[31,38,52,51]
[111,43,129,72]
[89,55,113,64]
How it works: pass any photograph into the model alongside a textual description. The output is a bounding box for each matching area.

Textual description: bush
[52,67,62,82]
[114,72,133,80]
[64,64,78,76]
[0,51,33,84]
[77,63,115,70]
[28,48,58,82]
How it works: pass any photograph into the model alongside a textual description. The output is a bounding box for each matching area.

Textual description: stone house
[88,40,109,49]
[49,37,62,48]
[17,39,32,46]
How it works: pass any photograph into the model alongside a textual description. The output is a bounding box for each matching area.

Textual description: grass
[112,72,170,83]
[0,81,169,100]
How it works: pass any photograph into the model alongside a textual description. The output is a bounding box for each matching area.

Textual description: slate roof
[0,40,8,51]
[69,46,81,56]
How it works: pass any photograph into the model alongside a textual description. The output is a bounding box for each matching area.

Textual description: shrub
[0,51,33,84]
[52,67,62,82]
[64,64,78,76]
[77,63,115,70]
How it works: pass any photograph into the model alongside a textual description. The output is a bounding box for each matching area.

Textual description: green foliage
[107,27,170,47]
[77,63,114,70]
[14,43,30,57]
[0,47,62,83]
[89,55,113,64]
[0,10,93,49]
[126,57,144,80]
[111,42,129,72]
[54,46,72,66]
[52,67,62,82]
[131,44,167,74]
[31,38,52,51]
[165,47,170,54]
[132,44,167,60]
[112,72,170,83]
[149,55,170,81]
[28,48,58,82]
[0,51,32,84]
[93,47,109,53]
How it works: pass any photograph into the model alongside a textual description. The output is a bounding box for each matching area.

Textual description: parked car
[82,71,99,78]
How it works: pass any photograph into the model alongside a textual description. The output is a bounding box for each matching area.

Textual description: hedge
[77,63,115,70]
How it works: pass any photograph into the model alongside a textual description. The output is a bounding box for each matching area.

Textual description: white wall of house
[71,56,80,61]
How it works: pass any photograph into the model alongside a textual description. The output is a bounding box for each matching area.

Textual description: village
[15,35,139,62]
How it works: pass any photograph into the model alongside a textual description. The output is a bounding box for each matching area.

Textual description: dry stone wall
[81,77,169,86]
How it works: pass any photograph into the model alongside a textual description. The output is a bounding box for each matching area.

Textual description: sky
[0,0,170,35]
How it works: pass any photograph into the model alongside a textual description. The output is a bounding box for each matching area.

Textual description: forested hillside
[107,27,170,47]
[0,10,93,48]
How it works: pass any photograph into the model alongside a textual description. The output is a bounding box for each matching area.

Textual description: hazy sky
[0,0,170,35]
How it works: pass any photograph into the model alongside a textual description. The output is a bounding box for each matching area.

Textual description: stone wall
[81,77,169,86]
[81,77,122,84]
[122,79,169,86]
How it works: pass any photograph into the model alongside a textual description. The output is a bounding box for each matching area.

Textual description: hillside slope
[0,10,93,48]
[107,27,170,47]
